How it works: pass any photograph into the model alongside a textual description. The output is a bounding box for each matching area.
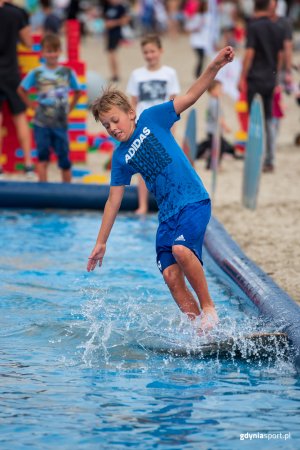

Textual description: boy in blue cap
[87,46,234,333]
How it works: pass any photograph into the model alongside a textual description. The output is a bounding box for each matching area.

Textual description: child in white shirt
[126,34,180,214]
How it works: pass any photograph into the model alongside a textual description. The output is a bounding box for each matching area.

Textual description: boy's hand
[214,46,234,70]
[87,243,106,272]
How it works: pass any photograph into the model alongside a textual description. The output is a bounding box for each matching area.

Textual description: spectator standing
[18,34,81,182]
[138,0,156,33]
[185,0,213,78]
[138,0,168,34]
[165,0,182,37]
[153,0,169,34]
[0,0,34,177]
[40,0,62,34]
[238,0,285,173]
[101,0,130,82]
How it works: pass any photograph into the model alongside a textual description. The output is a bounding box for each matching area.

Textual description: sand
[200,148,300,304]
[5,33,300,303]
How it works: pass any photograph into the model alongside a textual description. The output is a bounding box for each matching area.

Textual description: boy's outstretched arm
[173,46,234,115]
[87,186,125,272]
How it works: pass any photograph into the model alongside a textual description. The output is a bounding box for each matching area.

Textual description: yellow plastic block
[69,142,87,151]
[17,44,30,52]
[83,174,109,184]
[235,130,248,141]
[235,101,248,113]
[76,95,88,104]
[69,110,88,119]
[19,56,40,72]
[0,154,7,164]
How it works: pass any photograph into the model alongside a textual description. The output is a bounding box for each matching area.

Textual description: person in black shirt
[101,0,130,82]
[238,0,285,173]
[0,0,34,177]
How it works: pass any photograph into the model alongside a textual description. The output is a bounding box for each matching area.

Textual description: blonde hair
[91,87,133,122]
[140,34,162,49]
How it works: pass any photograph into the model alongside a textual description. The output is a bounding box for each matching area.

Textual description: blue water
[0,211,299,450]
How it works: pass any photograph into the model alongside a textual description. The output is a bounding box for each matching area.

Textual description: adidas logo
[175,234,185,242]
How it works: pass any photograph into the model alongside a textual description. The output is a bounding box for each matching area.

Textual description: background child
[196,79,236,169]
[18,33,81,182]
[126,34,180,214]
[87,46,234,334]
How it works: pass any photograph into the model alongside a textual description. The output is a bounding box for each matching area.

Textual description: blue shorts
[156,199,211,273]
[34,125,71,170]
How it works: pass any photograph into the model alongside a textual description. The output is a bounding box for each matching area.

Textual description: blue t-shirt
[21,64,80,128]
[111,101,210,222]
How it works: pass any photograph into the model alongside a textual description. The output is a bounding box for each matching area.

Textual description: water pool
[0,211,299,449]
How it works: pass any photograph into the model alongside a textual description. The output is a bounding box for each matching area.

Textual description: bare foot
[135,207,148,215]
[197,308,219,335]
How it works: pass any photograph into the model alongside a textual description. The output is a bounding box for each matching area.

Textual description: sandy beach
[4,33,300,303]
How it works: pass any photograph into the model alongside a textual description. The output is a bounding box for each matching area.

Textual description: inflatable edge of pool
[0,180,157,211]
[204,216,300,371]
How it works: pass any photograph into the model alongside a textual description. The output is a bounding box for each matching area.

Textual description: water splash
[75,283,293,373]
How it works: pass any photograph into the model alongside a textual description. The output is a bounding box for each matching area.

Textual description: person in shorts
[0,0,34,177]
[87,46,235,334]
[102,0,130,82]
[238,0,285,173]
[18,33,81,182]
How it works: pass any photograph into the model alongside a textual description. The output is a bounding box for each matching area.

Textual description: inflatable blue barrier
[0,180,299,369]
[204,217,300,371]
[0,181,157,211]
